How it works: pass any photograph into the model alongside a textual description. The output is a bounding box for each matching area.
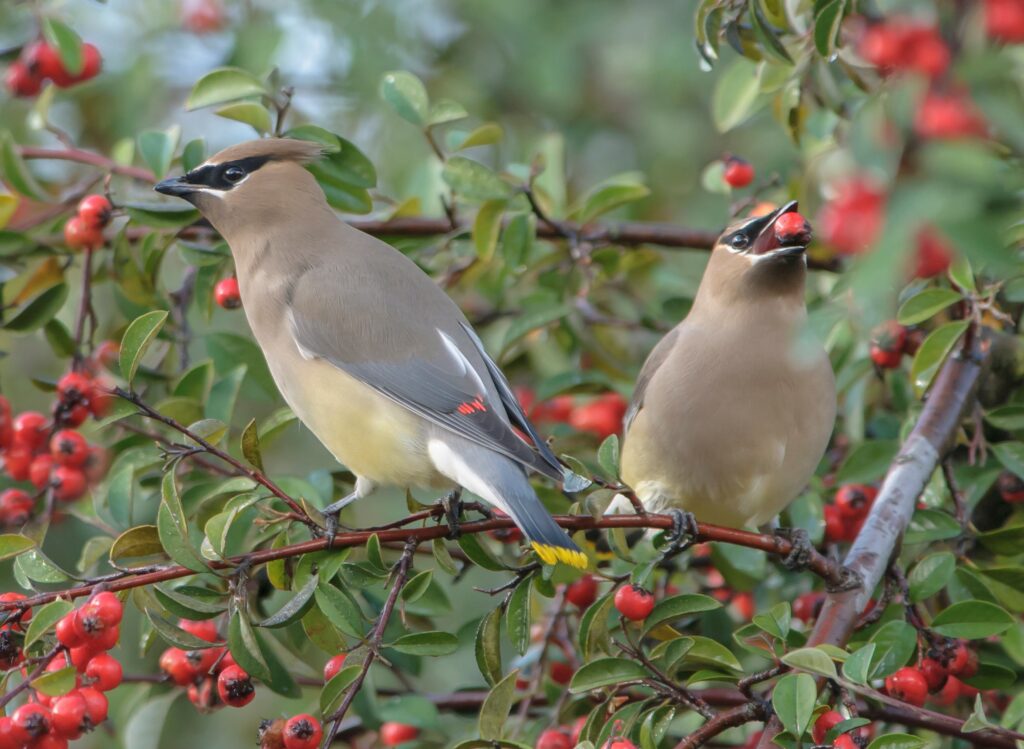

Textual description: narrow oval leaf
[186,67,268,111]
[569,658,647,693]
[319,664,363,716]
[931,601,1015,639]
[908,552,956,602]
[772,672,817,738]
[897,288,962,326]
[257,572,319,628]
[5,283,68,333]
[120,310,168,385]
[442,157,511,202]
[379,71,429,126]
[215,102,273,134]
[780,647,838,679]
[910,320,969,394]
[23,599,73,650]
[0,534,35,561]
[504,575,532,656]
[389,631,459,656]
[475,608,503,686]
[480,670,518,741]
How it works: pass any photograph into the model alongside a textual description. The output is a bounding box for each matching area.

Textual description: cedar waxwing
[155,139,586,568]
[612,202,836,532]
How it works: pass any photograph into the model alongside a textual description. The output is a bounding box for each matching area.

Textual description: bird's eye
[224,166,246,183]
[730,233,749,250]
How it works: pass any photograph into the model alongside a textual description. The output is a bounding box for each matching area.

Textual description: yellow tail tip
[531,543,588,569]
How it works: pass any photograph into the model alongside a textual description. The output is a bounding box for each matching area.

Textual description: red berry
[912,227,954,278]
[84,592,123,629]
[4,445,33,481]
[379,721,419,746]
[323,653,347,682]
[0,489,34,526]
[77,195,112,229]
[55,613,84,649]
[723,157,755,188]
[858,24,903,70]
[185,647,219,676]
[68,643,97,672]
[12,703,50,740]
[283,714,323,749]
[84,653,122,691]
[179,618,220,642]
[0,592,31,631]
[919,657,949,692]
[56,372,94,407]
[83,446,109,483]
[78,686,108,724]
[834,735,858,749]
[565,574,599,610]
[998,472,1024,503]
[183,0,226,33]
[0,715,27,749]
[915,92,987,140]
[5,63,42,97]
[604,740,638,749]
[834,484,878,521]
[532,395,574,423]
[948,641,978,678]
[49,430,90,468]
[217,664,255,707]
[813,710,844,744]
[187,677,217,712]
[52,466,88,502]
[214,277,242,309]
[792,591,824,623]
[29,454,54,490]
[870,321,907,370]
[55,43,101,87]
[570,717,587,743]
[569,392,627,439]
[730,591,755,620]
[550,661,573,685]
[824,504,847,543]
[159,647,199,686]
[818,178,885,256]
[931,674,964,706]
[885,666,929,706]
[905,27,950,78]
[50,692,88,740]
[63,216,104,251]
[22,41,63,81]
[92,340,120,370]
[773,211,812,246]
[614,585,656,621]
[986,0,1024,42]
[12,411,49,451]
[537,728,574,749]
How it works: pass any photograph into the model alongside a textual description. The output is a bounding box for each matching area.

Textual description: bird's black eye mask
[182,155,271,191]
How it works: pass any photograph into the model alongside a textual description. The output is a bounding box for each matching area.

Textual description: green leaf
[428,98,468,126]
[976,523,1024,555]
[401,570,434,604]
[123,692,177,749]
[931,601,1015,639]
[910,320,969,394]
[5,283,68,333]
[751,602,791,640]
[157,473,209,574]
[186,67,268,110]
[458,533,509,572]
[502,211,534,266]
[228,610,270,681]
[287,126,376,189]
[182,139,205,172]
[42,19,83,75]
[908,552,956,602]
[389,631,458,656]
[597,434,620,479]
[475,608,503,686]
[43,319,75,357]
[31,665,77,697]
[257,572,319,628]
[315,583,365,639]
[575,177,650,223]
[147,610,219,650]
[138,127,180,180]
[865,735,927,749]
[948,255,974,293]
[781,647,838,679]
[984,406,1024,431]
[642,594,721,636]
[835,440,899,484]
[240,418,263,472]
[842,643,875,685]
[897,288,963,326]
[109,525,162,566]
[379,71,429,126]
[867,621,917,679]
[0,534,35,561]
[679,636,743,672]
[432,537,459,576]
[505,575,532,656]
[123,204,200,228]
[120,310,168,386]
[456,123,504,150]
[478,672,518,742]
[748,0,793,63]
[711,58,762,132]
[473,199,505,259]
[0,132,47,201]
[569,658,647,693]
[772,673,817,739]
[992,442,1024,480]
[153,585,226,620]
[319,664,363,716]
[813,0,845,57]
[23,599,73,650]
[442,156,511,202]
[215,102,273,134]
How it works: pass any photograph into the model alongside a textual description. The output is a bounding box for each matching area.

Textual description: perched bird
[155,138,585,568]
[613,202,835,533]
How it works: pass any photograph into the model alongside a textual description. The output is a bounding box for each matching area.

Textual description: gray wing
[623,327,680,432]
[286,250,564,483]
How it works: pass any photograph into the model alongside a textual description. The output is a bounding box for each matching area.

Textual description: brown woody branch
[756,327,986,749]
[18,146,157,182]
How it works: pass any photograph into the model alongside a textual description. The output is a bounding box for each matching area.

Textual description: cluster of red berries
[214,277,241,310]
[722,156,755,189]
[5,40,101,98]
[0,592,121,748]
[868,321,922,371]
[515,387,629,441]
[818,178,886,257]
[812,709,875,749]
[257,714,324,749]
[157,619,255,711]
[0,368,114,525]
[985,0,1024,42]
[824,483,878,543]
[885,639,979,707]
[63,196,112,253]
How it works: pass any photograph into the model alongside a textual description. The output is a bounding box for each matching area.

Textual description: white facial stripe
[748,248,808,264]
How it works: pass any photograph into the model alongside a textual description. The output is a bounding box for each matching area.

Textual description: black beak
[154,175,195,199]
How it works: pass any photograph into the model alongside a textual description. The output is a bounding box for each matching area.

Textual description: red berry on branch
[160,647,200,686]
[187,677,218,712]
[22,41,64,81]
[565,574,599,610]
[214,277,242,309]
[217,664,255,707]
[50,692,88,740]
[0,716,27,748]
[4,445,33,482]
[912,227,954,278]
[5,63,42,97]
[11,703,51,740]
[78,687,108,724]
[773,211,812,246]
[998,472,1024,503]
[56,372,95,407]
[53,465,88,502]
[179,618,220,643]
[532,394,574,423]
[323,653,347,682]
[183,0,226,33]
[283,714,323,749]
[12,411,49,451]
[834,735,858,749]
[885,666,929,706]
[823,504,846,543]
[919,656,949,692]
[29,454,54,489]
[792,591,824,623]
[570,392,627,439]
[915,92,987,140]
[64,216,104,251]
[379,722,420,746]
[77,195,112,229]
[604,739,638,749]
[948,641,978,678]
[536,728,574,749]
[723,157,755,188]
[870,321,907,370]
[50,430,90,468]
[986,0,1024,42]
[55,613,84,649]
[56,43,102,87]
[834,484,878,521]
[614,584,655,621]
[818,178,886,256]
[549,661,573,685]
[812,709,844,744]
[0,489,34,527]
[84,653,122,691]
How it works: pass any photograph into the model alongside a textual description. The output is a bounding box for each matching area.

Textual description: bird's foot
[660,508,699,557]
[438,489,464,539]
[319,492,359,549]
[774,527,814,571]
